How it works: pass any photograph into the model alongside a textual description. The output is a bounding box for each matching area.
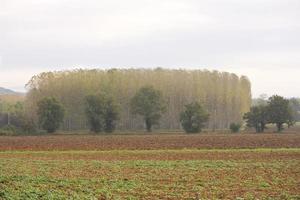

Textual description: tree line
[34,85,210,133]
[0,98,35,135]
[35,89,298,134]
[244,95,298,132]
[24,68,252,131]
[1,69,299,135]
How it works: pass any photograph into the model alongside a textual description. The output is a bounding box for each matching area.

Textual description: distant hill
[0,87,16,95]
[0,87,23,95]
[0,87,25,103]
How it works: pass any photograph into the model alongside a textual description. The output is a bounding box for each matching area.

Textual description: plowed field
[0,149,299,199]
[0,133,299,199]
[0,133,299,151]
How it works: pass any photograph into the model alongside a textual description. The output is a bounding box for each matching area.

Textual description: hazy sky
[0,0,299,97]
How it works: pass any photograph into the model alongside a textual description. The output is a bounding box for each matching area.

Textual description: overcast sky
[0,0,299,97]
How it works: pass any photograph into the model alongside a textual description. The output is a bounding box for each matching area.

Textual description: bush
[230,123,241,133]
[0,125,18,136]
[20,117,38,134]
[180,102,209,133]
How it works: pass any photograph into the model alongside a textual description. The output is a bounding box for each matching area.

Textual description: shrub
[180,102,209,133]
[0,125,18,136]
[230,123,241,133]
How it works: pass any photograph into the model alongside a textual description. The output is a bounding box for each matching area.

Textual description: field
[1,133,300,151]
[0,134,299,199]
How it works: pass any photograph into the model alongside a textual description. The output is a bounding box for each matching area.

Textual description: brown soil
[0,150,299,161]
[0,133,299,151]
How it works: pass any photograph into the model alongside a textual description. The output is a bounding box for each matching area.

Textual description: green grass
[0,149,299,200]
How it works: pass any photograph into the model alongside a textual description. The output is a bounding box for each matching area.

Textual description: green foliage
[243,105,268,133]
[85,94,119,133]
[229,123,241,133]
[0,100,37,134]
[130,86,166,132]
[19,116,38,134]
[37,97,65,133]
[245,95,296,133]
[267,95,295,132]
[103,96,120,133]
[289,98,300,122]
[180,102,209,133]
[85,95,104,133]
[0,149,298,199]
[0,125,17,136]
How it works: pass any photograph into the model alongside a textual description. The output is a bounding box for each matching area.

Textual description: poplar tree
[26,69,252,131]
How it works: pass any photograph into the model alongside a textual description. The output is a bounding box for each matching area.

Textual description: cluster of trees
[3,92,298,135]
[244,95,297,132]
[38,90,297,134]
[1,68,299,134]
[0,100,24,128]
[25,68,251,131]
[0,98,36,135]
[0,96,25,126]
[35,86,210,133]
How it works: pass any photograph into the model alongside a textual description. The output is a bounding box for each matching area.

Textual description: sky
[0,0,299,97]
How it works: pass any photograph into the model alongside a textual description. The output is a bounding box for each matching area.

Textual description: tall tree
[180,102,209,133]
[268,95,295,132]
[37,97,65,133]
[130,86,166,132]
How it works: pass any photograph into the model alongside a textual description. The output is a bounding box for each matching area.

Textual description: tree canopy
[37,97,65,133]
[85,95,105,133]
[85,94,120,133]
[244,95,295,132]
[243,105,269,133]
[267,95,295,132]
[130,86,166,132]
[289,98,300,122]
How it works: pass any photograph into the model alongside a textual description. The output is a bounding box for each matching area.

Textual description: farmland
[1,133,300,151]
[0,133,299,199]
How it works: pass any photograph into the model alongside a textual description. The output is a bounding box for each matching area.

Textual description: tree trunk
[260,122,265,132]
[145,118,152,132]
[7,112,10,126]
[276,123,283,132]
